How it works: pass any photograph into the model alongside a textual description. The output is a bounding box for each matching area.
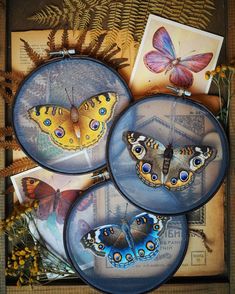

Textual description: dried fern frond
[0,87,14,105]
[75,29,89,53]
[28,5,65,27]
[0,157,37,178]
[104,46,121,62]
[0,140,21,151]
[20,38,44,67]
[0,70,25,83]
[47,29,58,51]
[89,32,107,57]
[0,127,14,138]
[108,57,129,70]
[61,28,69,48]
[29,0,215,53]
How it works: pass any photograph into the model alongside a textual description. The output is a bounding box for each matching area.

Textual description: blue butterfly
[80,213,169,269]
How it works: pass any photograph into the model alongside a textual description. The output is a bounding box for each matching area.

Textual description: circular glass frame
[64,181,189,294]
[106,94,229,215]
[13,56,132,174]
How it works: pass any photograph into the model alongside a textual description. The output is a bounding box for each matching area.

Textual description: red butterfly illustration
[22,177,83,224]
[143,26,213,88]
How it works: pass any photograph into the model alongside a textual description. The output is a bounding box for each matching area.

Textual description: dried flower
[205,64,234,128]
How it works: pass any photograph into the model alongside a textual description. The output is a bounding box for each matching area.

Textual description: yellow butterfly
[28,92,118,150]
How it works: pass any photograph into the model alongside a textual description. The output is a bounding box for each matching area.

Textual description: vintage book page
[11,30,225,276]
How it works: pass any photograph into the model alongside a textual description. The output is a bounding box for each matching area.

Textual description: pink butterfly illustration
[143,27,213,88]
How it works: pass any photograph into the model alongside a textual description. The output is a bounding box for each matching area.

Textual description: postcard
[11,166,96,263]
[129,14,224,97]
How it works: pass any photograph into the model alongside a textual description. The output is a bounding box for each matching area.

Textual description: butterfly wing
[179,53,213,73]
[164,145,217,190]
[76,92,118,148]
[123,131,165,187]
[143,27,176,74]
[56,190,83,224]
[152,27,176,60]
[144,51,172,73]
[81,224,137,269]
[169,65,193,88]
[130,213,161,262]
[169,53,213,88]
[28,105,80,150]
[22,177,56,220]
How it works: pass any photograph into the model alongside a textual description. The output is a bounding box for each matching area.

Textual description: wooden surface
[1,0,234,293]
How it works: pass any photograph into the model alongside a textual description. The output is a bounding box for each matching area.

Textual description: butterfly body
[81,213,169,269]
[124,131,216,191]
[28,92,118,150]
[143,27,213,88]
[22,177,82,223]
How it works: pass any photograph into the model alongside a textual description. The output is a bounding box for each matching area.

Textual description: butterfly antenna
[65,88,74,106]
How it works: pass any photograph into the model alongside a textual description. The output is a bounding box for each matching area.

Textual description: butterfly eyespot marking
[126,254,133,261]
[171,178,178,185]
[43,118,51,126]
[99,107,107,115]
[153,224,160,231]
[136,218,141,225]
[142,162,151,173]
[151,174,158,181]
[113,252,122,262]
[110,227,114,234]
[89,120,100,131]
[134,146,143,154]
[54,127,65,138]
[193,157,202,166]
[29,179,35,184]
[138,249,145,257]
[146,241,156,251]
[98,243,105,250]
[103,229,109,236]
[179,171,189,182]
[89,238,94,244]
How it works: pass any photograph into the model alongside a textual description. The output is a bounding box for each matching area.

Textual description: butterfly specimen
[81,212,169,269]
[143,27,213,88]
[28,92,118,150]
[123,131,217,191]
[22,177,83,224]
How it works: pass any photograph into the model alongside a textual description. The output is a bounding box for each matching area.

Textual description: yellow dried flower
[20,250,26,256]
[205,71,211,80]
[11,254,16,261]
[216,65,221,72]
[221,64,228,71]
[19,260,25,266]
[211,70,217,76]
[13,261,18,270]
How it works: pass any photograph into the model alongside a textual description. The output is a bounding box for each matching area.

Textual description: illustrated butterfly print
[81,212,170,269]
[28,92,118,150]
[123,131,217,191]
[22,177,83,224]
[143,26,213,88]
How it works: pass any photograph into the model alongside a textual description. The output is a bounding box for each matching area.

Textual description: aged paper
[11,30,225,276]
